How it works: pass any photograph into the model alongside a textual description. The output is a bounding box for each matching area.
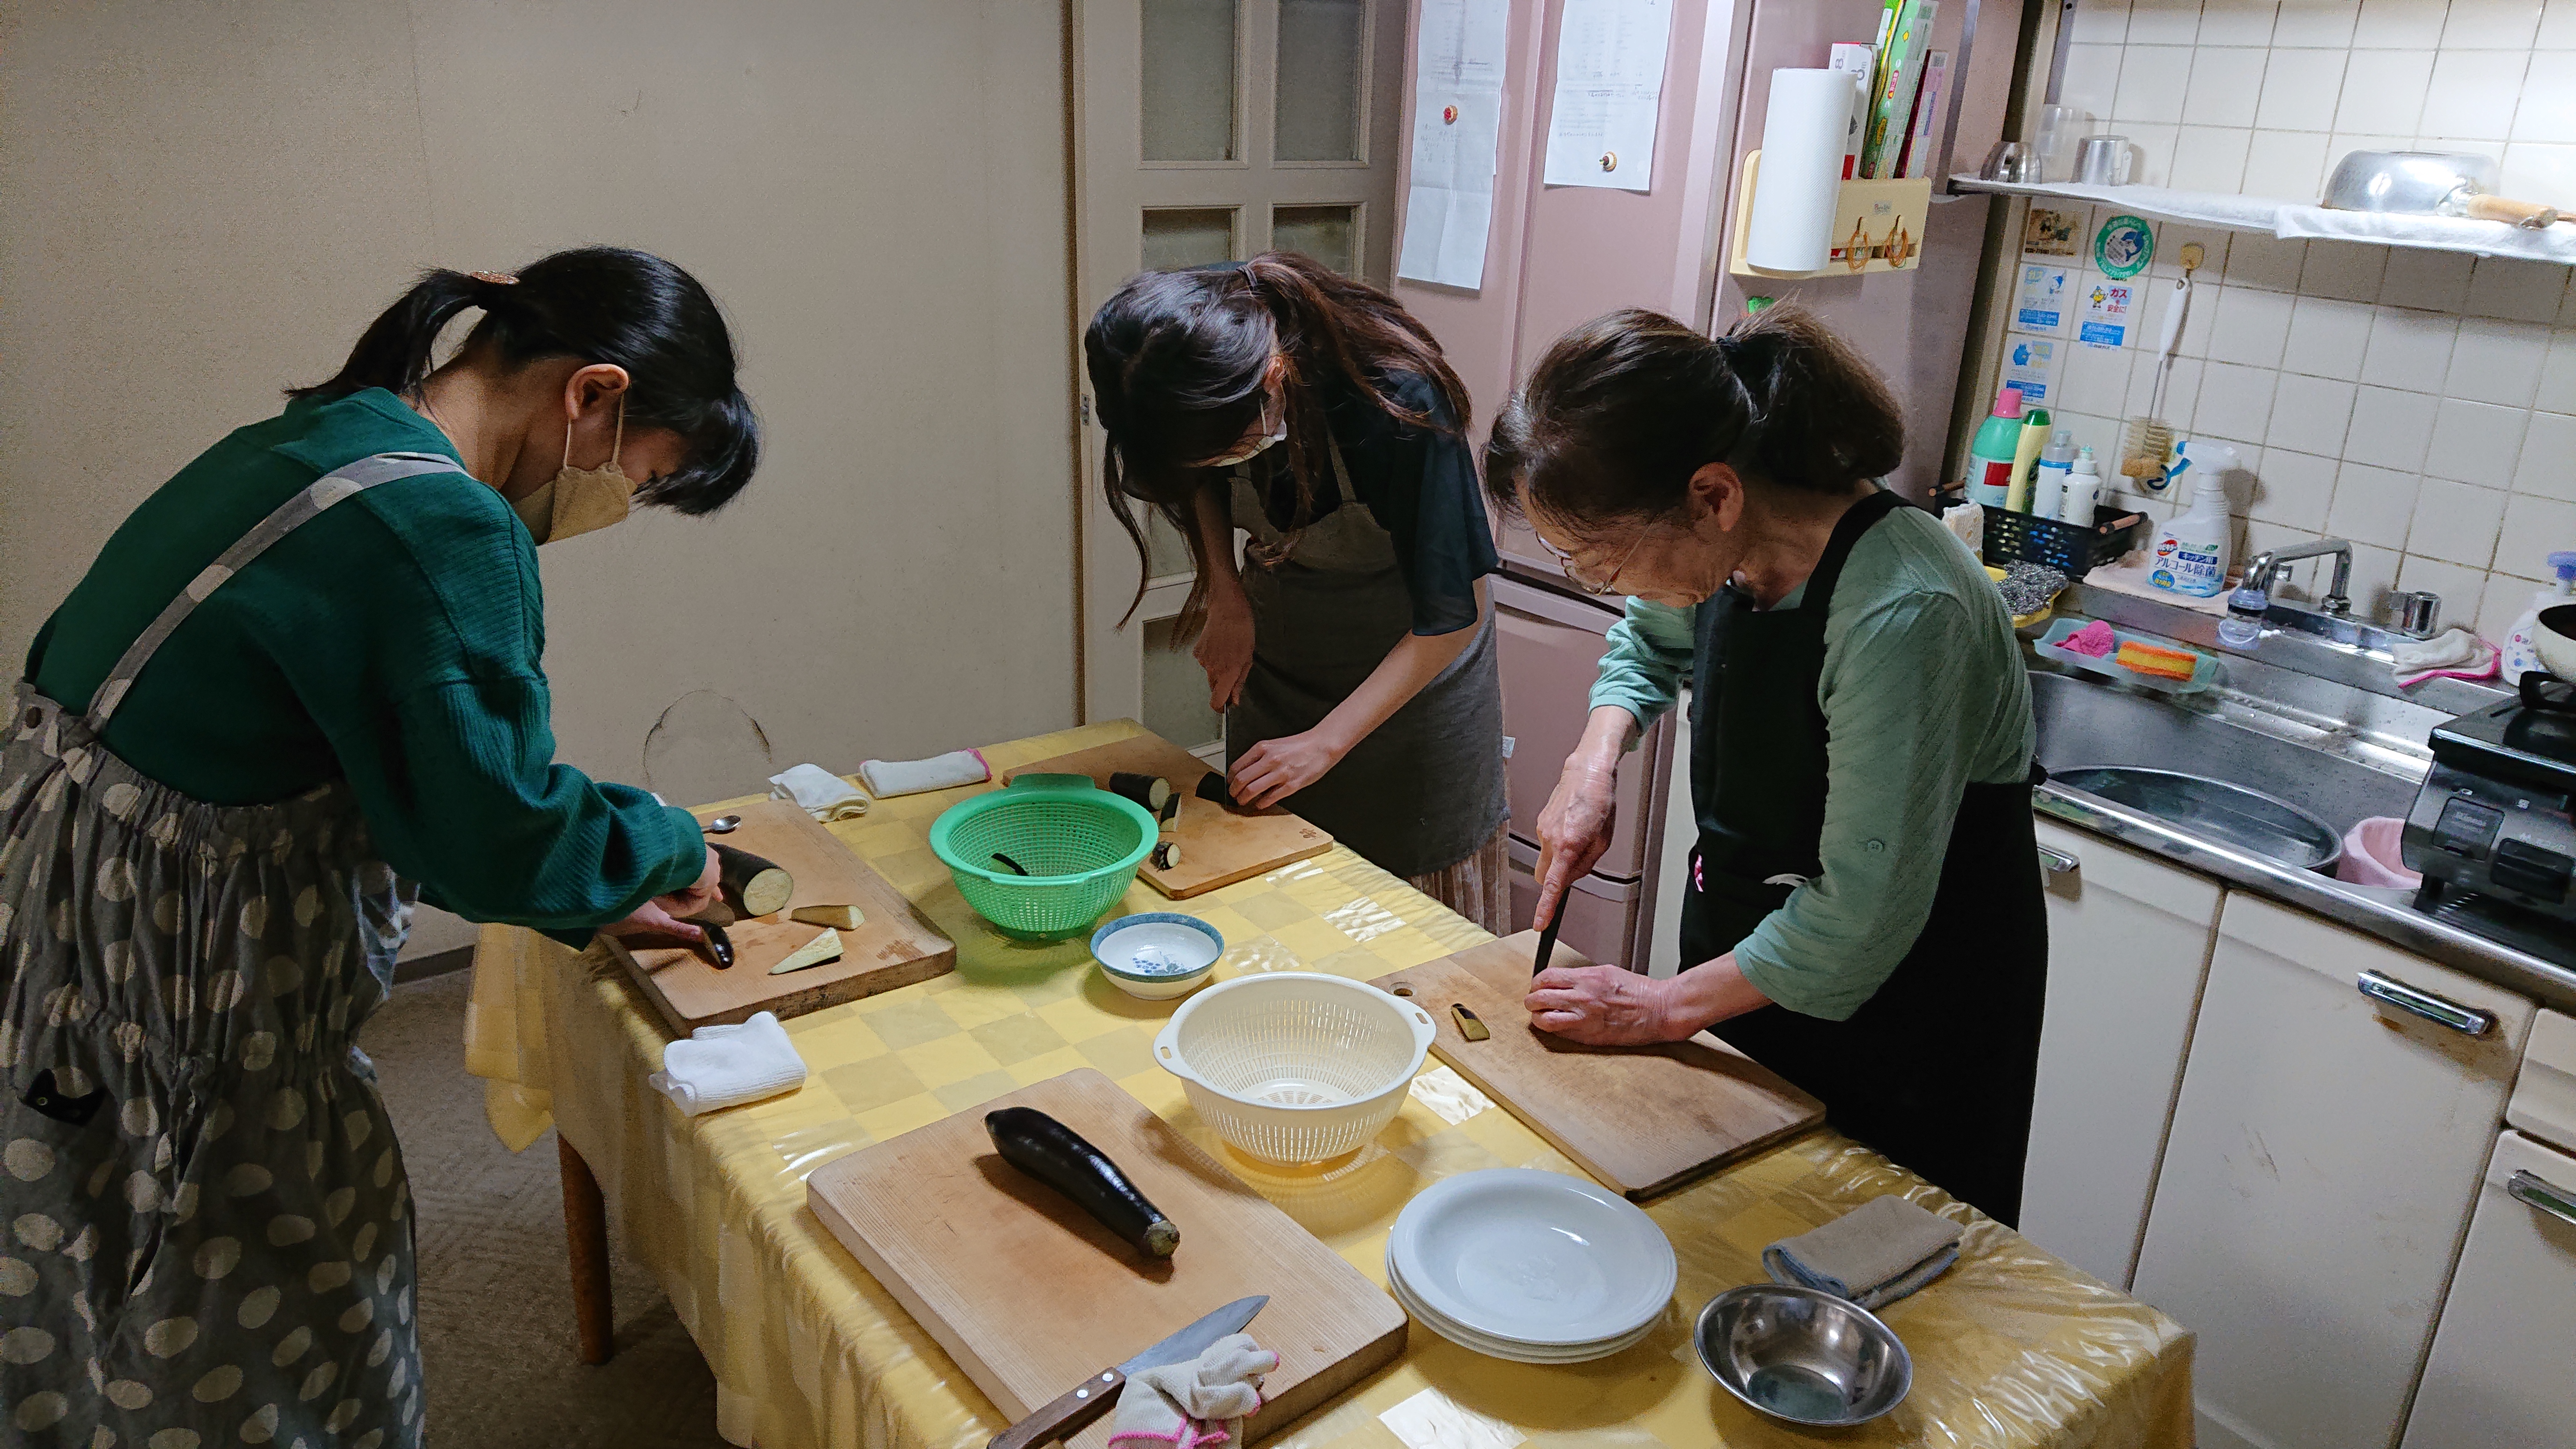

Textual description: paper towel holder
[1726,150,1934,279]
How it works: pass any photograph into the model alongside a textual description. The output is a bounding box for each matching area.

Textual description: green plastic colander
[930,774,1159,941]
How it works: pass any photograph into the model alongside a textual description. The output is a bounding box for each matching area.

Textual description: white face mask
[1202,382,1288,468]
[513,399,635,545]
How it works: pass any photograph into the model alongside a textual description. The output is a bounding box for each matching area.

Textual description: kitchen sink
[2046,766,2344,871]
[2028,668,2423,868]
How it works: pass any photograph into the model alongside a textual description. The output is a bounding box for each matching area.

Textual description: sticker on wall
[2014,264,2073,335]
[2000,335,2064,406]
[2079,281,2134,348]
[2094,213,2154,279]
[2023,207,2082,258]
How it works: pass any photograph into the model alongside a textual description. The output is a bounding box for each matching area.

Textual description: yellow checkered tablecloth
[464,721,2192,1449]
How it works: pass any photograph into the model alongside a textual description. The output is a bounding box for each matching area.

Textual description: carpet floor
[367,969,722,1446]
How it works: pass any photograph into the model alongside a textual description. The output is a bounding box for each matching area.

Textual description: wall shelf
[1948,175,2576,266]
[1729,151,1934,279]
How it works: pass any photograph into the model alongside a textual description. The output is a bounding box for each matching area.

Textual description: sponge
[2117,640,2199,681]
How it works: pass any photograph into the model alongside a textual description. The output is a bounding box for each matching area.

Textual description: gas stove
[2406,676,2576,922]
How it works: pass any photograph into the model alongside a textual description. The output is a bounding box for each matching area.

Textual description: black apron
[1679,489,2048,1225]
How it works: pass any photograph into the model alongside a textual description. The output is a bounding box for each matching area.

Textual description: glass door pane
[1142,616,1224,751]
[1141,0,1239,162]
[1274,0,1367,162]
[1140,206,1239,269]
[1146,512,1194,578]
[1272,204,1358,275]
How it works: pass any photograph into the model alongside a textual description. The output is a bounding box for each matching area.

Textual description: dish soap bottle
[2503,551,2576,683]
[2061,446,2102,526]
[2029,428,2077,520]
[2146,440,2237,598]
[1962,385,2024,507]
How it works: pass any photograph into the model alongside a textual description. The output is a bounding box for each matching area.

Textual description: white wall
[0,2,1081,951]
[2011,0,2576,634]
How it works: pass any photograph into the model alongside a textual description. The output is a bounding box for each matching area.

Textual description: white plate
[1389,1168,1675,1347]
[1385,1248,1657,1363]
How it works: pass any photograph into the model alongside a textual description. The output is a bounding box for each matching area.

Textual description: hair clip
[468,271,520,285]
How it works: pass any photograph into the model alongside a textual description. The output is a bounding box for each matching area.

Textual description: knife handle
[988,1366,1126,1449]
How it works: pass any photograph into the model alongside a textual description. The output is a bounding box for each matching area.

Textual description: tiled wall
[2024,0,2576,636]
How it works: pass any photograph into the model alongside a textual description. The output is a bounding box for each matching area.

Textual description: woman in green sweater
[1486,307,2045,1225]
[0,247,757,1449]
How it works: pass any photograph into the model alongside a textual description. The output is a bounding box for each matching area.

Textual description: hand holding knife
[986,1295,1266,1449]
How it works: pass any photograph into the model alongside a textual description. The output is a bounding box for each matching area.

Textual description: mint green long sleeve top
[26,388,707,937]
[1590,503,2034,1021]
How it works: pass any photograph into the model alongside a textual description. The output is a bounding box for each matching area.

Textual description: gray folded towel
[1762,1195,1963,1310]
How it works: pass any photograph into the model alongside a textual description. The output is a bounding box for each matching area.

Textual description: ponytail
[1084,251,1472,635]
[1483,305,1903,530]
[293,248,761,515]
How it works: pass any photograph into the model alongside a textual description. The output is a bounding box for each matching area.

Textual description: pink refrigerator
[1394,0,2022,972]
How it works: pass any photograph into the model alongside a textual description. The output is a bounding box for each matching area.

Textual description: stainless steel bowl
[1693,1285,1911,1427]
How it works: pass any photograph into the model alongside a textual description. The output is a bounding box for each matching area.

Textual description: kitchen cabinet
[2129,894,2536,1449]
[2399,1130,2576,1449]
[2018,818,2224,1291]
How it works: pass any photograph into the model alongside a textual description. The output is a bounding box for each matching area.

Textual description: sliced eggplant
[1194,773,1237,809]
[713,844,794,918]
[1150,841,1183,872]
[1108,771,1174,815]
[985,1106,1179,1258]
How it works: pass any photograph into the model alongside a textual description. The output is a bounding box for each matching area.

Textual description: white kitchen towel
[648,1010,808,1116]
[769,762,871,820]
[860,748,990,798]
[1108,1332,1276,1449]
[1762,1194,1963,1310]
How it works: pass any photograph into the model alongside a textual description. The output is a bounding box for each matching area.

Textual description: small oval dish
[1090,913,1223,1000]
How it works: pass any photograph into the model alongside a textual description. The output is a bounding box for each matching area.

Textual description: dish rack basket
[1980,504,2147,580]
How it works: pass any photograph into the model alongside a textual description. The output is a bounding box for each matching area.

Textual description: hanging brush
[2122,242,2203,491]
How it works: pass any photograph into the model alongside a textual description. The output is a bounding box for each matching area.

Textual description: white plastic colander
[1153,972,1437,1164]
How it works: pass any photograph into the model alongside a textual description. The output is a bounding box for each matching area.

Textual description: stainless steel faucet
[2243,538,2356,616]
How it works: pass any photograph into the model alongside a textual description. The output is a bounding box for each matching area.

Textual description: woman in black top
[1084,254,1509,927]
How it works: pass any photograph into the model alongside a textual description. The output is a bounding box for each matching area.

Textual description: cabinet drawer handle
[2036,843,2079,875]
[2356,970,2496,1037]
[2509,1170,2576,1229]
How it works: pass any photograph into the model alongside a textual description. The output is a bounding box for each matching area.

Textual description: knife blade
[1531,894,1565,979]
[987,1295,1267,1449]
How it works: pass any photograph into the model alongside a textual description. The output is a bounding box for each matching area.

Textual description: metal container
[2322,149,2561,227]
[1693,1285,1912,1427]
[2073,134,2132,186]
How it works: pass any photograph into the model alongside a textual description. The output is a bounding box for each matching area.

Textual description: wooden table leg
[558,1134,615,1365]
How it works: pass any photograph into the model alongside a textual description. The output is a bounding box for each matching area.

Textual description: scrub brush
[2122,243,2203,490]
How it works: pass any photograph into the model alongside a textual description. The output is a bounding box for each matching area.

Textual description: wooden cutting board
[1003,730,1332,899]
[1370,932,1824,1200]
[605,800,954,1035]
[808,1069,1403,1449]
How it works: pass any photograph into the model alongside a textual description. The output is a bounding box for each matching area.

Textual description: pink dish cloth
[2396,642,2500,687]
[2336,817,2421,888]
[2062,619,2119,658]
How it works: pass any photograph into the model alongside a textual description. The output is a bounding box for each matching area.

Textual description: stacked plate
[1385,1168,1677,1364]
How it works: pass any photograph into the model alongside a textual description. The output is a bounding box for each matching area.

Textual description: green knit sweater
[26,388,705,934]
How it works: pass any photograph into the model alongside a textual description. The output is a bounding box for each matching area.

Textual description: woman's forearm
[1573,704,1640,774]
[1192,481,1243,593]
[1314,580,1488,754]
[1660,952,1775,1035]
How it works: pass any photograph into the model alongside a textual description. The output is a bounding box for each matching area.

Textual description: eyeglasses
[1533,524,1656,597]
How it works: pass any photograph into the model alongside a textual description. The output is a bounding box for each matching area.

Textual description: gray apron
[0,452,452,1449]
[1227,435,1507,878]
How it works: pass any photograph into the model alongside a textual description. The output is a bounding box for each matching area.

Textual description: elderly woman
[2,247,755,1448]
[1486,306,2046,1223]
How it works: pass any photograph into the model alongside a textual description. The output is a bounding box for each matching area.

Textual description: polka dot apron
[0,454,457,1449]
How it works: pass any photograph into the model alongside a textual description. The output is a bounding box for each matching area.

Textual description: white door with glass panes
[1073,0,1405,755]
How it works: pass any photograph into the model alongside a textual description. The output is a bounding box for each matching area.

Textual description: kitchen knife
[698,919,735,970]
[1531,893,1565,979]
[987,1295,1267,1449]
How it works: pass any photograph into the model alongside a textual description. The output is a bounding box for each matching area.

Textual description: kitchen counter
[2031,585,2576,1016]
[465,719,2191,1449]
[2038,778,2576,1015]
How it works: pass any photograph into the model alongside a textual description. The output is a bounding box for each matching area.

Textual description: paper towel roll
[1746,69,1853,273]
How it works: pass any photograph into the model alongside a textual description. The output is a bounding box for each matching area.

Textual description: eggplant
[985,1106,1180,1258]
[1149,840,1183,871]
[1194,773,1237,809]
[1109,771,1174,815]
[713,843,794,918]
